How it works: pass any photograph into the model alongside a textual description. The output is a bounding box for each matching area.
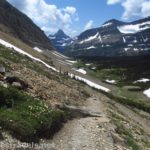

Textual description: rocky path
[41,96,128,150]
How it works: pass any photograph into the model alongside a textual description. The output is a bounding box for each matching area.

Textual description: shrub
[0,86,67,142]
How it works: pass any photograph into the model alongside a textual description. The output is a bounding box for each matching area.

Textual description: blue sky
[45,0,123,26]
[7,0,150,37]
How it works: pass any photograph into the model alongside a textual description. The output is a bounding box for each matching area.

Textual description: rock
[12,82,22,89]
[6,76,28,90]
[111,132,125,146]
[0,65,5,75]
[56,104,102,118]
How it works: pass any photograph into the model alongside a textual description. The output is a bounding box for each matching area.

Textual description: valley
[0,0,150,150]
[0,39,150,149]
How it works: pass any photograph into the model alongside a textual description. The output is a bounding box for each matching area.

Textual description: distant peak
[102,19,125,27]
[56,29,65,35]
[54,29,70,39]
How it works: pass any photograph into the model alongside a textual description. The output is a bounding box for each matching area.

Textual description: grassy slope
[0,45,69,142]
[74,56,150,113]
[0,86,66,142]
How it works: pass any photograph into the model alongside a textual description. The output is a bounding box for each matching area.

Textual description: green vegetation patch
[0,86,66,142]
[110,111,141,150]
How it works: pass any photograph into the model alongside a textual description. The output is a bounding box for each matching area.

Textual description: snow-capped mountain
[49,29,72,52]
[64,17,150,57]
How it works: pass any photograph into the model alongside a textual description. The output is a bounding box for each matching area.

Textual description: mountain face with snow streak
[0,0,53,50]
[49,29,73,52]
[64,17,150,57]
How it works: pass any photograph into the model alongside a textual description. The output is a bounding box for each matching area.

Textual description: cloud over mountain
[107,0,150,20]
[7,0,78,36]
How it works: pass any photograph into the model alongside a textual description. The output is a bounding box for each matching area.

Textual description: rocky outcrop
[6,76,28,90]
[56,103,102,118]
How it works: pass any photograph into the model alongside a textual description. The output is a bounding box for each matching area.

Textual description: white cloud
[7,0,78,37]
[84,20,94,31]
[106,0,150,20]
[141,1,150,17]
[107,0,122,5]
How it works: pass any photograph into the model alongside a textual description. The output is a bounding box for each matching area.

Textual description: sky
[7,0,150,37]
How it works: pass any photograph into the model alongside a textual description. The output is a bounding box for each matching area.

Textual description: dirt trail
[41,95,128,150]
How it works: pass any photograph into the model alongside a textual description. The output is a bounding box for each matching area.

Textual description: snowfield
[85,46,96,50]
[68,73,110,93]
[102,22,113,28]
[33,47,43,53]
[143,89,150,98]
[76,68,87,75]
[118,21,150,34]
[66,60,77,64]
[0,39,58,72]
[79,33,99,44]
[134,78,150,83]
[105,79,116,84]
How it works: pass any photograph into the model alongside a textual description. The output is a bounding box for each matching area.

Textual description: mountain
[0,0,53,50]
[49,29,72,52]
[64,17,150,57]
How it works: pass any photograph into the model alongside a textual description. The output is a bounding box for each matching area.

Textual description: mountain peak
[54,29,69,38]
[102,19,125,27]
[48,29,72,52]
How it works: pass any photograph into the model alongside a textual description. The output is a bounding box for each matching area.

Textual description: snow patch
[79,32,99,44]
[85,46,96,50]
[76,68,87,75]
[33,47,43,53]
[134,78,150,83]
[133,48,139,51]
[92,67,96,70]
[66,60,77,64]
[124,48,130,51]
[105,79,116,84]
[128,44,133,47]
[123,37,126,43]
[0,39,58,72]
[102,22,113,28]
[143,88,150,98]
[85,64,91,66]
[118,21,150,34]
[68,73,110,93]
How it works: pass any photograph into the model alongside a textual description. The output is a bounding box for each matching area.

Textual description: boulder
[0,65,5,75]
[6,76,28,90]
[56,103,102,118]
[12,82,22,89]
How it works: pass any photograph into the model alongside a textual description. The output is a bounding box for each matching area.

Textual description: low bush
[0,86,66,142]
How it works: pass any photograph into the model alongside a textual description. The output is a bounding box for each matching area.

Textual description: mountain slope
[49,29,72,52]
[0,0,53,50]
[64,17,150,57]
